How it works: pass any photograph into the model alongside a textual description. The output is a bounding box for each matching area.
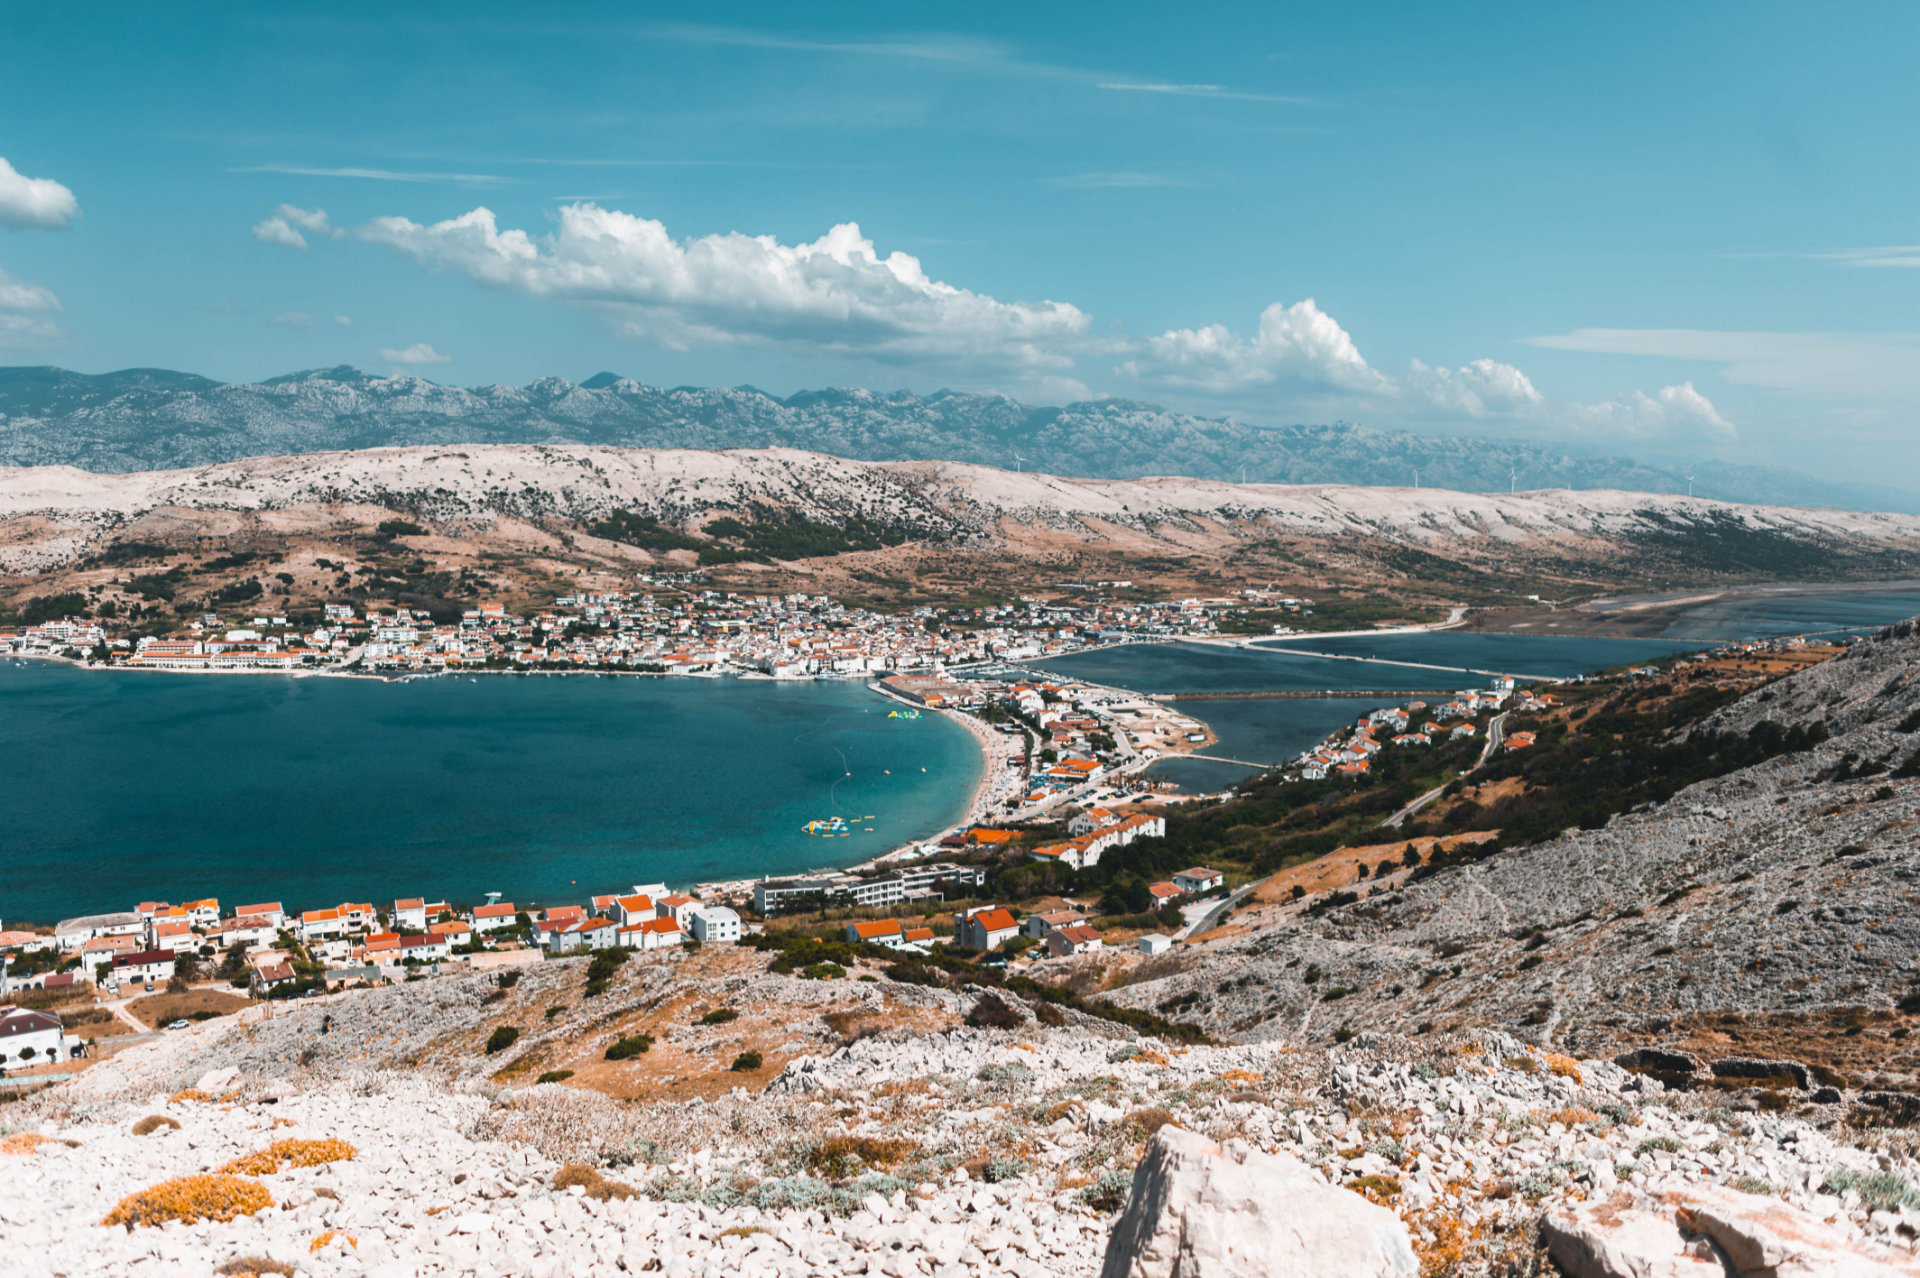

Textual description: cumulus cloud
[0,266,63,345]
[272,311,314,327]
[333,314,353,327]
[378,342,451,365]
[0,157,79,229]
[252,204,340,250]
[1404,358,1544,416]
[354,203,1092,372]
[1120,299,1389,395]
[1568,381,1735,441]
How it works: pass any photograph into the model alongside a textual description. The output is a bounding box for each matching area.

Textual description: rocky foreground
[9,970,1920,1277]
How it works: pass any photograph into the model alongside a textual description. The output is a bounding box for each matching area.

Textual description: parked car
[166,1020,189,1030]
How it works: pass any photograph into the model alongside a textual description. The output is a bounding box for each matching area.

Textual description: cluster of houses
[55,582,1238,676]
[1026,809,1168,871]
[837,865,1225,962]
[1294,682,1519,780]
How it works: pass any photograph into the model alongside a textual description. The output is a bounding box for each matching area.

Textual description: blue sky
[2,2,1917,484]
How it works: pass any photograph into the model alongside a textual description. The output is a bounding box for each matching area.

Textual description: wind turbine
[1685,472,1695,498]
[1509,466,1516,494]
[1239,464,1248,485]
[1012,450,1025,475]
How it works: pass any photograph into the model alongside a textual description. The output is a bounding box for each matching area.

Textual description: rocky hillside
[3,363,1910,513]
[1105,617,1920,1077]
[5,444,1920,583]
[11,942,1920,1277]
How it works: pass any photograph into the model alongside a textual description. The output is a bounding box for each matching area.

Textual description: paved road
[1183,880,1265,940]
[1379,710,1510,830]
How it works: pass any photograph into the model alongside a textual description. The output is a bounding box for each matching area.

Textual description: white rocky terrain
[3,443,1919,576]
[10,961,1920,1278]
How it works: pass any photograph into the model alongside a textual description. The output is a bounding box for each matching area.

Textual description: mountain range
[2,363,1911,514]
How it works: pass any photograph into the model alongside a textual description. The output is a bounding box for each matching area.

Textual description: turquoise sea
[0,666,979,925]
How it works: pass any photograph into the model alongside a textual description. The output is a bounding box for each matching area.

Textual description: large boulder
[1545,1186,1920,1278]
[1099,1125,1418,1278]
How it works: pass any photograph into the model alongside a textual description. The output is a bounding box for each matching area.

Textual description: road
[1379,710,1509,830]
[1183,879,1266,940]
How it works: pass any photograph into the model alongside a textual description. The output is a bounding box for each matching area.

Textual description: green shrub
[730,1050,764,1072]
[536,1070,575,1084]
[801,962,845,981]
[485,1026,520,1055]
[967,993,1024,1029]
[699,1008,739,1026]
[605,1033,654,1061]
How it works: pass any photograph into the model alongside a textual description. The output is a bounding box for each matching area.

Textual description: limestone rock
[1099,1125,1418,1278]
[1544,1195,1725,1277]
[1710,1058,1810,1090]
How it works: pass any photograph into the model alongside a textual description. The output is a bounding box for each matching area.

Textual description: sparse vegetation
[102,1175,273,1228]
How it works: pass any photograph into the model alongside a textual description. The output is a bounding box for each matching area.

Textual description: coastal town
[0,586,1257,675]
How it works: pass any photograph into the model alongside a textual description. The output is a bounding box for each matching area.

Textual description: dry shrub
[169,1088,213,1104]
[1133,1049,1170,1067]
[808,1136,919,1178]
[219,1138,356,1176]
[966,993,1024,1030]
[822,1008,887,1044]
[214,1257,293,1277]
[1220,1068,1264,1087]
[1547,1106,1598,1128]
[1032,1000,1068,1027]
[1346,1173,1401,1203]
[1,1132,51,1154]
[308,1231,357,1253]
[132,1115,180,1136]
[1544,1053,1583,1083]
[103,1175,273,1228]
[1125,1108,1177,1139]
[553,1164,637,1201]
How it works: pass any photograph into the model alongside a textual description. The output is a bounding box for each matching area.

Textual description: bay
[0,664,979,925]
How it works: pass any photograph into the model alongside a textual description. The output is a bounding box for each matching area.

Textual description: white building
[392,898,428,932]
[687,906,742,944]
[0,1008,67,1067]
[53,912,143,952]
[1137,934,1174,955]
[110,949,176,986]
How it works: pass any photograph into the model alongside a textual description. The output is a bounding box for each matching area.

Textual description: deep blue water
[1255,632,1707,678]
[0,666,979,925]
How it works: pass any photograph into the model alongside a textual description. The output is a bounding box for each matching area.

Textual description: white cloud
[333,314,353,327]
[235,164,508,186]
[1527,327,1920,399]
[272,311,314,327]
[1044,172,1187,189]
[356,203,1092,373]
[379,342,451,365]
[1567,382,1735,441]
[0,157,79,229]
[1405,358,1544,416]
[1120,299,1388,395]
[0,267,62,346]
[252,205,340,250]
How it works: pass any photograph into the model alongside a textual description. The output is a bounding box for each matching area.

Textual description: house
[358,933,402,962]
[471,902,518,933]
[150,918,194,950]
[1504,731,1537,751]
[1068,808,1122,836]
[1146,881,1183,906]
[324,965,384,991]
[80,934,139,961]
[339,903,377,933]
[953,906,1020,952]
[617,916,683,950]
[1023,909,1086,939]
[540,905,586,927]
[901,926,936,946]
[428,919,472,946]
[846,919,906,948]
[53,911,143,952]
[1172,867,1225,894]
[655,893,700,924]
[392,898,428,932]
[1045,924,1104,957]
[181,898,220,929]
[251,961,298,995]
[299,908,347,942]
[967,827,1016,845]
[0,931,57,953]
[590,894,622,917]
[0,1008,67,1067]
[1449,724,1476,739]
[540,917,616,953]
[1137,933,1174,955]
[216,916,280,949]
[612,895,656,927]
[397,933,453,964]
[111,949,177,986]
[234,902,285,929]
[687,907,741,944]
